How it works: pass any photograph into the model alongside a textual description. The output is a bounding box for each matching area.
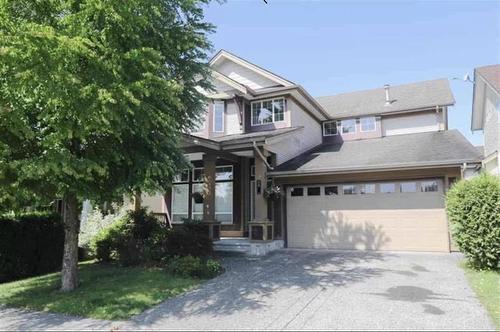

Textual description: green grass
[461,262,500,329]
[0,261,200,320]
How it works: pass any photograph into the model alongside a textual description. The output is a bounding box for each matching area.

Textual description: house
[471,64,500,175]
[142,50,481,253]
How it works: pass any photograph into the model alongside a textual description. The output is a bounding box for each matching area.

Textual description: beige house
[471,64,500,175]
[142,50,481,253]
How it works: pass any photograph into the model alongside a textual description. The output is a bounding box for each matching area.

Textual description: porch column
[202,153,220,240]
[249,147,274,241]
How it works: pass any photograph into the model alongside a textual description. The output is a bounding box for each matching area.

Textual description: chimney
[384,84,391,105]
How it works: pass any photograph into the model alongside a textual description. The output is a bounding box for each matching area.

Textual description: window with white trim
[251,98,285,125]
[213,100,224,133]
[171,170,189,223]
[323,121,338,136]
[360,117,376,132]
[215,165,233,224]
[341,119,356,134]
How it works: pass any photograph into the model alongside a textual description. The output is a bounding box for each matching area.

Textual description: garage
[286,179,450,252]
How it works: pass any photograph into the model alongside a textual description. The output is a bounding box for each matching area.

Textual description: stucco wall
[483,88,500,158]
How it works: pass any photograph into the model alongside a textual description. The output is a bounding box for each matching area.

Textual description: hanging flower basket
[263,185,282,201]
[192,191,204,204]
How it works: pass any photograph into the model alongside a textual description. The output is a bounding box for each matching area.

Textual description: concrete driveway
[125,250,493,330]
[0,250,494,330]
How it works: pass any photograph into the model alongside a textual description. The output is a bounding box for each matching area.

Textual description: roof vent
[384,84,391,105]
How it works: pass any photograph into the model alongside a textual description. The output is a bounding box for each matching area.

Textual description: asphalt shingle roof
[476,64,500,94]
[273,130,481,174]
[315,79,455,119]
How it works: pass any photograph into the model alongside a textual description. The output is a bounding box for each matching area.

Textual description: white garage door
[286,179,450,252]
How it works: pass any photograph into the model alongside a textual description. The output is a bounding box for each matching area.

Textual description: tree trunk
[133,190,141,212]
[60,192,80,292]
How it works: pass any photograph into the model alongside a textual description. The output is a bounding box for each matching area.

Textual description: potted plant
[263,185,281,201]
[192,191,204,204]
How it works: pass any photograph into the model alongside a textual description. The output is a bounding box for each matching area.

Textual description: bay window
[251,98,285,125]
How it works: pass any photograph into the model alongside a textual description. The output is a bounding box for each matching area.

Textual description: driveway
[0,250,494,330]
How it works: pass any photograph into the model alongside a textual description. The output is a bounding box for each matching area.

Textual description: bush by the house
[166,255,222,278]
[446,173,500,269]
[0,212,64,282]
[92,209,169,265]
[79,204,128,251]
[163,219,213,258]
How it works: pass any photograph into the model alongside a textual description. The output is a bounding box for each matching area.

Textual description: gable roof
[315,79,455,119]
[476,64,500,94]
[209,49,295,88]
[272,130,481,175]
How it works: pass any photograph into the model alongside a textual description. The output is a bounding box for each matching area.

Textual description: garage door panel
[286,183,450,252]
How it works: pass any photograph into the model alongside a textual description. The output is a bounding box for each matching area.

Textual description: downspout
[253,141,274,170]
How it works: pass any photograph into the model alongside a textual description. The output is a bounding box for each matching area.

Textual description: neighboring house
[471,64,500,175]
[142,50,481,252]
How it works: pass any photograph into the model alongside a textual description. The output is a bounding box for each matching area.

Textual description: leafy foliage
[79,204,128,249]
[163,222,214,258]
[166,255,222,279]
[0,212,64,282]
[446,173,500,269]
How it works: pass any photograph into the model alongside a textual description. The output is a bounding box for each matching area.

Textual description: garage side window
[307,187,321,196]
[291,187,304,197]
[324,186,338,196]
[400,182,417,193]
[380,183,396,193]
[343,184,357,195]
[421,180,438,192]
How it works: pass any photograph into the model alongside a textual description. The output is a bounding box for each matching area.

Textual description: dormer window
[341,119,356,134]
[251,98,285,126]
[323,121,338,136]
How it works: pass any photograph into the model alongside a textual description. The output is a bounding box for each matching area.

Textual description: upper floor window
[341,119,356,134]
[323,121,338,136]
[213,100,225,133]
[360,117,376,132]
[251,98,285,126]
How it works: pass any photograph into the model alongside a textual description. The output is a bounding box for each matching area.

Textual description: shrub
[163,220,213,258]
[92,209,169,265]
[166,255,222,278]
[446,173,500,269]
[79,203,128,250]
[0,212,64,282]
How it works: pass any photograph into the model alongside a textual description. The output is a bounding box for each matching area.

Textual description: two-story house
[142,50,481,253]
[471,64,500,175]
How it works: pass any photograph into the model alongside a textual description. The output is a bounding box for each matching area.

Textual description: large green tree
[0,0,214,291]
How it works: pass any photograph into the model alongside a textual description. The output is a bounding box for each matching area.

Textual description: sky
[203,0,500,146]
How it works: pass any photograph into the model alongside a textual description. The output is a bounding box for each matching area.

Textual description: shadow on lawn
[132,250,391,325]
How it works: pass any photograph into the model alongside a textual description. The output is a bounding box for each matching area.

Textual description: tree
[0,0,214,291]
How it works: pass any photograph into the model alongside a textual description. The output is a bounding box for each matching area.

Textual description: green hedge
[0,212,64,282]
[446,173,500,269]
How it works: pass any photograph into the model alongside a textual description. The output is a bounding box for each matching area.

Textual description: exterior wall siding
[213,58,278,90]
[483,89,500,158]
[382,110,444,136]
[269,98,322,165]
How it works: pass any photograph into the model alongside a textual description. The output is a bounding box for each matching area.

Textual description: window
[192,168,204,182]
[360,117,376,132]
[400,182,417,193]
[421,180,438,192]
[343,184,357,195]
[341,119,356,134]
[213,100,224,132]
[307,187,321,196]
[380,183,396,193]
[360,184,376,194]
[291,187,303,196]
[250,165,255,177]
[324,186,338,196]
[171,184,189,223]
[215,165,233,224]
[191,183,203,221]
[251,98,285,125]
[323,121,338,136]
[174,170,189,183]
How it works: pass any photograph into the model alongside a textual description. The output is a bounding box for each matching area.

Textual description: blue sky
[204,0,500,146]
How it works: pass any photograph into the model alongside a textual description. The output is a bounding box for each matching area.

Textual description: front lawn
[461,263,500,329]
[0,261,200,320]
